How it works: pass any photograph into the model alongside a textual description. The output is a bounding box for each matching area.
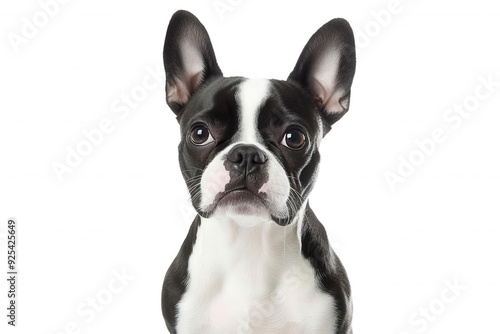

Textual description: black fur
[161,216,201,332]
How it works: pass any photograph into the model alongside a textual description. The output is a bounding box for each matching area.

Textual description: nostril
[252,151,267,164]
[226,144,267,175]
[228,149,243,163]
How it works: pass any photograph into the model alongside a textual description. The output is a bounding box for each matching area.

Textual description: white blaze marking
[236,79,271,143]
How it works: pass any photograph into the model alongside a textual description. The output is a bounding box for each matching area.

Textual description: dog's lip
[217,186,266,205]
[223,185,248,194]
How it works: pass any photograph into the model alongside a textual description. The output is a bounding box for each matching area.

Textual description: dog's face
[176,77,322,225]
[164,11,355,226]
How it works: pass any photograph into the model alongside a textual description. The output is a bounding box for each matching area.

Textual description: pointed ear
[163,10,223,115]
[288,18,356,128]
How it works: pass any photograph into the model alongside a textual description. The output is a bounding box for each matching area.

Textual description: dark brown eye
[281,128,306,150]
[190,124,214,146]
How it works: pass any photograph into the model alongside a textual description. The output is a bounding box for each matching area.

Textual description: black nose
[226,144,267,175]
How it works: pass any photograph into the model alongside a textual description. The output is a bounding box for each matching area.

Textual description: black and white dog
[161,10,356,334]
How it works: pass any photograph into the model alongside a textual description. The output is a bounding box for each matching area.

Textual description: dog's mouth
[218,185,267,206]
[197,182,299,226]
[204,185,269,217]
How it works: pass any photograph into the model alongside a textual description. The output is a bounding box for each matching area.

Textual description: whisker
[184,175,203,184]
[180,167,205,174]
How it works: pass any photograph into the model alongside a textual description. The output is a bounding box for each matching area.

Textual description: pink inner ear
[310,78,347,115]
[181,39,205,84]
[328,90,349,114]
[167,70,203,106]
[167,78,190,106]
[167,38,207,106]
[309,49,348,115]
[188,71,204,94]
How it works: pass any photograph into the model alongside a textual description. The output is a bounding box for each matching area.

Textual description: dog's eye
[281,128,306,150]
[190,124,214,146]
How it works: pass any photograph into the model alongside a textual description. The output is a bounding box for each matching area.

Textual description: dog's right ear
[288,18,356,131]
[163,10,223,116]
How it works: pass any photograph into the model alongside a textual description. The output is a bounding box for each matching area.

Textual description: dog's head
[163,10,355,226]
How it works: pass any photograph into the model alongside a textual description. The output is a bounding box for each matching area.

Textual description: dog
[161,10,356,334]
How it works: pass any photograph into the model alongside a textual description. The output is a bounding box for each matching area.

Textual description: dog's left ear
[163,10,223,116]
[288,18,356,129]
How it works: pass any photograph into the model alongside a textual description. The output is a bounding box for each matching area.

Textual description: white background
[1,0,499,333]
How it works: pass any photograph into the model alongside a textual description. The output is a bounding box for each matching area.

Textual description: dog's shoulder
[162,216,201,332]
[301,205,353,333]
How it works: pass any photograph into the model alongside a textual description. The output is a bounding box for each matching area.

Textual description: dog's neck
[200,216,300,250]
[194,206,308,274]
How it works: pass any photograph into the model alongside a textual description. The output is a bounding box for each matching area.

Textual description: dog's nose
[226,144,267,175]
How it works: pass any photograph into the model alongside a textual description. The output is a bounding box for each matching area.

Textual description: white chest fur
[176,215,337,334]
